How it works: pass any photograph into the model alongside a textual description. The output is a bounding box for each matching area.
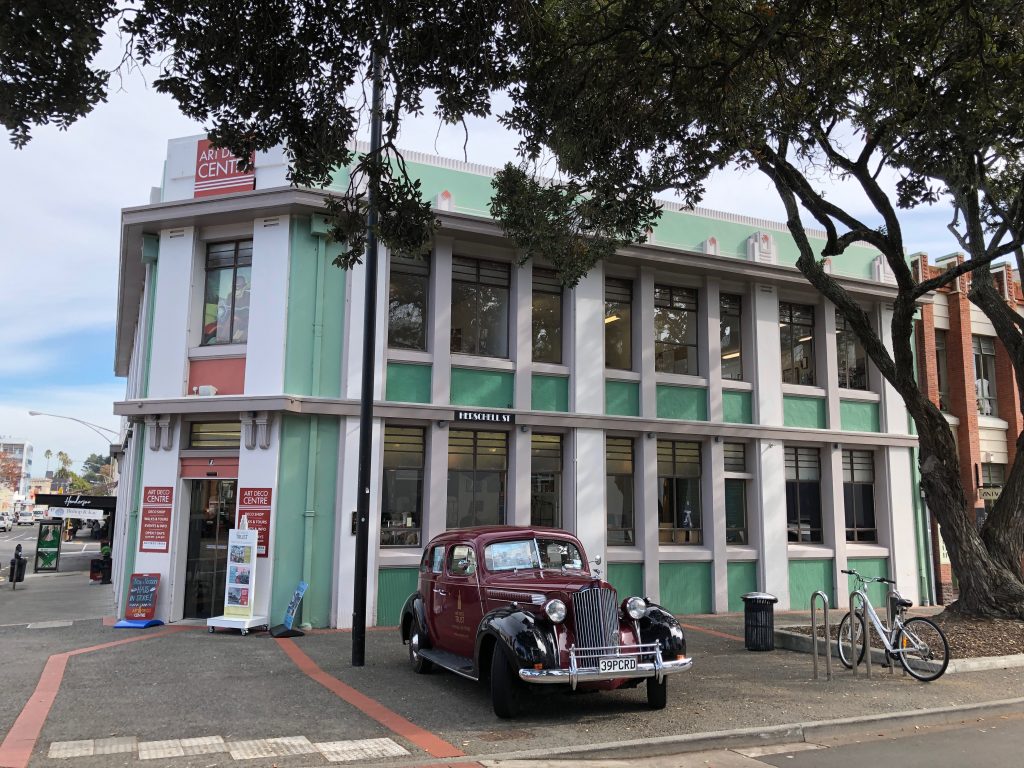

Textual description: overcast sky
[0,39,962,477]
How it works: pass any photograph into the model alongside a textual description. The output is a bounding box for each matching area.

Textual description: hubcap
[410,631,421,660]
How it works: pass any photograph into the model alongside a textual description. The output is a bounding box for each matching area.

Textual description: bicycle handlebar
[842,569,896,585]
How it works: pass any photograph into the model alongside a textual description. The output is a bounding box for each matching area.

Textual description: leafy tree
[81,453,112,488]
[0,450,21,490]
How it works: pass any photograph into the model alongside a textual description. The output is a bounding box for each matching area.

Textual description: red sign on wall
[237,488,272,558]
[194,138,256,198]
[139,486,173,553]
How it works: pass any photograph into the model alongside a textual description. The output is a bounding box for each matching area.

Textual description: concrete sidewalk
[0,572,1021,768]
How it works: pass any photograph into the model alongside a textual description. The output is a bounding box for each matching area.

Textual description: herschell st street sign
[453,410,515,425]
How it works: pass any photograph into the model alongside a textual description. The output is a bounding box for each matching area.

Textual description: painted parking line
[680,623,745,643]
[276,638,466,761]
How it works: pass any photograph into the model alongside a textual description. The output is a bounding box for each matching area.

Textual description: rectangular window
[530,434,562,528]
[532,268,563,364]
[388,252,430,350]
[785,446,822,543]
[973,335,998,416]
[836,313,868,390]
[981,462,1006,516]
[654,285,699,374]
[447,431,508,528]
[723,442,748,544]
[657,440,702,544]
[188,422,242,449]
[381,427,425,547]
[606,437,635,544]
[779,302,816,386]
[202,240,252,345]
[843,449,876,542]
[450,257,510,358]
[720,294,743,380]
[935,330,950,411]
[605,278,633,370]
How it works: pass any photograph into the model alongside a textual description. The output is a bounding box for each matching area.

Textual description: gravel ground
[788,613,1024,658]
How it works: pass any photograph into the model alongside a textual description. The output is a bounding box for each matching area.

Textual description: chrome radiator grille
[571,587,619,666]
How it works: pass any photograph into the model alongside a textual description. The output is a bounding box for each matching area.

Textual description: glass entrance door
[183,479,237,619]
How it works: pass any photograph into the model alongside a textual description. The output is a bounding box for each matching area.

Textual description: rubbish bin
[741,592,778,651]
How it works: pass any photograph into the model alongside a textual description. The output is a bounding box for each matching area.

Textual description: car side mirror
[593,555,602,565]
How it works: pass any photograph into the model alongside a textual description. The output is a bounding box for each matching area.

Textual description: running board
[418,648,478,681]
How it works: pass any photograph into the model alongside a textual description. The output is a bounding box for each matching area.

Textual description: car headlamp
[625,596,647,620]
[544,598,567,623]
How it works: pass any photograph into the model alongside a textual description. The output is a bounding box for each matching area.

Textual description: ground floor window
[530,433,562,528]
[381,426,424,547]
[980,462,1005,522]
[785,446,822,543]
[606,437,635,545]
[447,431,507,528]
[657,440,702,544]
[843,449,876,542]
[724,442,749,544]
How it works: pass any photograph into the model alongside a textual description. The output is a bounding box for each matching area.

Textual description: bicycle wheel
[836,611,866,669]
[895,617,949,682]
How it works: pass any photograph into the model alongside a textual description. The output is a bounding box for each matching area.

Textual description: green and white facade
[110,135,921,628]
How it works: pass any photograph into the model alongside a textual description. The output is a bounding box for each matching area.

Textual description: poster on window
[223,528,257,618]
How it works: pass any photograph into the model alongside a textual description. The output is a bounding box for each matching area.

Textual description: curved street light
[28,411,119,443]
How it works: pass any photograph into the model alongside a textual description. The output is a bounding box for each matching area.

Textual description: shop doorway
[183,479,237,619]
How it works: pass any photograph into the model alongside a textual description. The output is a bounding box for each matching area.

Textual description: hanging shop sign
[34,520,62,572]
[139,486,173,553]
[978,486,1002,501]
[453,409,515,425]
[224,528,258,619]
[194,138,256,197]
[34,493,117,511]
[237,487,272,558]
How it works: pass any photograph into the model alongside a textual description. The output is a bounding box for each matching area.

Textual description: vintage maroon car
[399,526,692,717]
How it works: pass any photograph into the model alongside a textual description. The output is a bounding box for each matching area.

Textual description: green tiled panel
[656,385,708,421]
[606,380,640,417]
[377,567,420,626]
[450,367,514,408]
[840,400,880,432]
[659,562,712,615]
[531,374,569,412]
[783,395,826,429]
[607,563,644,601]
[788,559,834,608]
[722,390,753,424]
[386,362,432,403]
[846,557,889,607]
[727,561,758,612]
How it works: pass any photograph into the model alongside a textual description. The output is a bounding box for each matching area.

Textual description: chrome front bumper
[517,642,693,689]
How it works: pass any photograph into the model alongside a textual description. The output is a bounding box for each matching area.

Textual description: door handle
[433,588,447,596]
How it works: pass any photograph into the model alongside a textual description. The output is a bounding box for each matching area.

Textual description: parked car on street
[400,526,692,718]
[0,512,12,532]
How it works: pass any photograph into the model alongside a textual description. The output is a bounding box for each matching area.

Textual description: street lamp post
[28,411,119,443]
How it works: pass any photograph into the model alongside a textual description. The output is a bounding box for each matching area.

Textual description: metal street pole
[352,49,384,667]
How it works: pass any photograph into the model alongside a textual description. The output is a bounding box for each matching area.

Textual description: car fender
[637,603,687,657]
[476,607,555,672]
[400,592,430,647]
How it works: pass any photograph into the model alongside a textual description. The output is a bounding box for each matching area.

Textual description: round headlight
[625,596,647,620]
[544,599,567,623]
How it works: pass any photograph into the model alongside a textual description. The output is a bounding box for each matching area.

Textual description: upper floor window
[657,440,702,544]
[451,257,510,358]
[202,240,252,345]
[935,330,950,411]
[843,449,876,542]
[188,422,241,449]
[973,335,998,416]
[780,302,816,386]
[720,294,743,380]
[605,278,633,370]
[532,268,563,364]
[388,252,430,350]
[654,285,699,375]
[836,313,868,390]
[785,446,822,543]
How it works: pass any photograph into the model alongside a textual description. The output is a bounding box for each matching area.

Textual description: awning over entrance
[34,494,117,521]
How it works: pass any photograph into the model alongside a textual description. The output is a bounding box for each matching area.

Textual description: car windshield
[484,538,586,572]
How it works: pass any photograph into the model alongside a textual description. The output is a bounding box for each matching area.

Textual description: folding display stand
[206,614,269,636]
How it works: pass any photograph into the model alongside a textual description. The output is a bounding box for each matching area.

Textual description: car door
[422,543,446,645]
[435,542,484,659]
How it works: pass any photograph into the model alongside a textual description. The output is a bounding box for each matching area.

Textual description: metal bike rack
[810,590,832,681]
[850,590,871,678]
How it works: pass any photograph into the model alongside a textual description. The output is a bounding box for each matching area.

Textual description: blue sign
[283,581,308,630]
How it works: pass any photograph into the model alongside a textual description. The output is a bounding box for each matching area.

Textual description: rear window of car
[484,538,585,572]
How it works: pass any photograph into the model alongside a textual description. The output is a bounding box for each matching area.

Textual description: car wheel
[647,676,668,710]
[409,619,434,674]
[490,649,523,719]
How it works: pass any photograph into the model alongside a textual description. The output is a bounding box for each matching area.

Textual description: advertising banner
[194,139,256,197]
[139,486,173,553]
[237,487,272,558]
[224,528,258,618]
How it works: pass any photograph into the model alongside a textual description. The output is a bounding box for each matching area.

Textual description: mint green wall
[119,427,147,616]
[722,390,753,424]
[386,362,432,403]
[284,218,344,396]
[377,567,420,626]
[788,559,835,607]
[659,562,713,614]
[607,563,644,600]
[450,367,514,408]
[272,414,339,627]
[656,385,708,421]
[606,380,640,416]
[783,395,826,429]
[846,557,890,607]
[531,374,569,412]
[839,400,880,432]
[727,561,758,612]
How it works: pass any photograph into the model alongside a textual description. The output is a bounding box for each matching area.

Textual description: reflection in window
[388,252,430,350]
[720,294,743,380]
[605,278,633,370]
[381,427,424,547]
[935,330,950,411]
[724,443,748,544]
[780,303,816,386]
[530,434,562,528]
[973,335,998,416]
[657,440,702,544]
[202,240,252,345]
[843,449,876,542]
[447,431,508,528]
[532,268,563,364]
[606,437,635,544]
[785,446,822,543]
[654,285,699,374]
[836,313,868,390]
[450,257,510,358]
